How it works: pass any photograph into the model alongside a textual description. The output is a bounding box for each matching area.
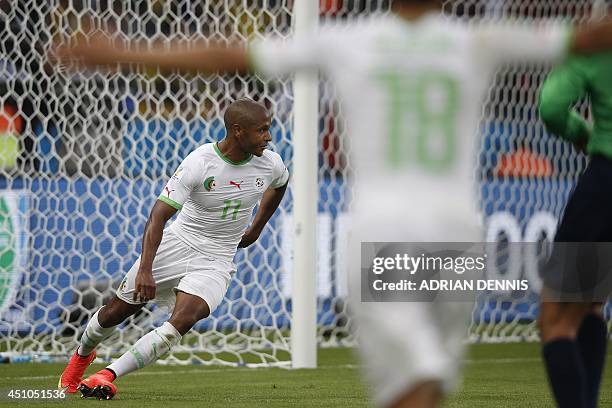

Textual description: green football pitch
[1,343,611,407]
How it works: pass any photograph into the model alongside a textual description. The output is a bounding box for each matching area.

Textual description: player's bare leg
[539,300,592,408]
[98,296,147,327]
[538,301,589,343]
[79,291,210,399]
[388,380,442,408]
[167,291,211,335]
[59,296,145,393]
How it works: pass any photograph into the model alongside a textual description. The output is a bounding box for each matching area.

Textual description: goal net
[446,0,610,341]
[0,0,607,366]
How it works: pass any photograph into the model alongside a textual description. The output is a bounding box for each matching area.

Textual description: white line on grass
[465,357,541,364]
[0,357,548,382]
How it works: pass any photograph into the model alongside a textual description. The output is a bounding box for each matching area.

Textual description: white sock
[107,322,181,378]
[77,307,117,357]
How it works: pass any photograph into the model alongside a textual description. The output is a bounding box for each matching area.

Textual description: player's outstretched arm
[474,16,612,65]
[53,35,250,75]
[134,200,178,302]
[539,60,590,148]
[238,182,288,249]
[572,18,612,54]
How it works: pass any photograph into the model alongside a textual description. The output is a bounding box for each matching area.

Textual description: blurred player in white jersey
[54,0,612,406]
[57,99,289,399]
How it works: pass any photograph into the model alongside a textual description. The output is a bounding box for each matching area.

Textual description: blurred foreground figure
[539,51,612,408]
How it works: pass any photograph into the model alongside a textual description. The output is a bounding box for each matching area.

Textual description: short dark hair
[223,99,268,131]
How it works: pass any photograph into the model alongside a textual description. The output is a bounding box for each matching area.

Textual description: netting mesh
[0,0,608,366]
[445,0,610,342]
[0,0,302,366]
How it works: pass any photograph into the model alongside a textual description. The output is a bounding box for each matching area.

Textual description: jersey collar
[213,142,253,166]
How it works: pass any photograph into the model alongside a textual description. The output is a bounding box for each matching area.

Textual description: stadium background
[0,0,608,366]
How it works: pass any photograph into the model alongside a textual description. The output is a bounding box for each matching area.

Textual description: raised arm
[134,201,177,302]
[51,16,612,75]
[52,21,342,77]
[573,19,612,54]
[55,36,250,75]
[472,16,612,66]
[539,60,590,146]
[238,182,288,248]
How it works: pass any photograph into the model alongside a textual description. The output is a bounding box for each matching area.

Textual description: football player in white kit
[58,99,289,399]
[54,0,612,406]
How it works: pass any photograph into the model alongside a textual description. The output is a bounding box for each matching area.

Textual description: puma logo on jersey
[164,186,174,197]
[229,180,243,189]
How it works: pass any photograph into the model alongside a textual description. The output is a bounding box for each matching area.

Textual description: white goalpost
[291,0,319,369]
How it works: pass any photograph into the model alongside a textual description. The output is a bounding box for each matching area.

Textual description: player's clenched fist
[134,270,156,303]
[237,228,261,248]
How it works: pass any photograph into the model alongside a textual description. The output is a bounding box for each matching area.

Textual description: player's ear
[232,123,242,139]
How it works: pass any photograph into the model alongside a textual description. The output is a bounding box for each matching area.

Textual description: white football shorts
[116,229,235,314]
[354,300,470,407]
[348,198,480,407]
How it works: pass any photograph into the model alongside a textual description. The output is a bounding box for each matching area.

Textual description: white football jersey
[250,13,570,239]
[159,143,289,262]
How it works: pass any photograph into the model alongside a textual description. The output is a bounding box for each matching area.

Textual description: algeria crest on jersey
[204,176,216,191]
[119,277,128,292]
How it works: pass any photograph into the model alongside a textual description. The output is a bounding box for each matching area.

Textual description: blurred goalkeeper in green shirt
[539,54,612,408]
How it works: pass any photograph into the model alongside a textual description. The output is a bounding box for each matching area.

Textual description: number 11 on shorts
[221,199,241,220]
